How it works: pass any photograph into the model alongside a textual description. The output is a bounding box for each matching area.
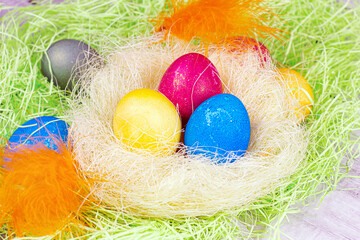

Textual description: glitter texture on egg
[158,53,223,123]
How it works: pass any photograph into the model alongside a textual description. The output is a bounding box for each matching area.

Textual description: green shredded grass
[1,0,359,239]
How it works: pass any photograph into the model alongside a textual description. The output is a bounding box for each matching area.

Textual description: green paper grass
[0,0,359,239]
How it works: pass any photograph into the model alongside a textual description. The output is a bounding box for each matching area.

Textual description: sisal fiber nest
[69,35,308,218]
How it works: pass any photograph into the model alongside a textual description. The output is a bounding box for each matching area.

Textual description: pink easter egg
[158,53,223,123]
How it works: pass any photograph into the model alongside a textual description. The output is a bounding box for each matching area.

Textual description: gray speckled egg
[41,39,99,91]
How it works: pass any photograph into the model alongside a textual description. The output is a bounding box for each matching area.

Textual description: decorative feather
[154,0,282,45]
[0,140,91,237]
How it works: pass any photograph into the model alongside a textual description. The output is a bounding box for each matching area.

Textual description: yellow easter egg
[277,68,314,121]
[113,88,181,156]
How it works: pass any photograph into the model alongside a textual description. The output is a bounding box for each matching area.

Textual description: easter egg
[276,68,314,120]
[184,93,251,163]
[41,39,99,91]
[7,116,69,150]
[113,88,181,156]
[4,116,69,165]
[158,53,223,123]
[227,36,271,64]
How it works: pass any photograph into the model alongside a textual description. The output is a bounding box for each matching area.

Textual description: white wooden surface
[273,130,360,239]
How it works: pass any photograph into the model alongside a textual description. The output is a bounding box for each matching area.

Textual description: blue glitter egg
[6,116,69,153]
[184,93,251,164]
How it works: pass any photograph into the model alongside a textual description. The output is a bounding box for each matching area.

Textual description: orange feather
[0,141,91,237]
[154,0,282,45]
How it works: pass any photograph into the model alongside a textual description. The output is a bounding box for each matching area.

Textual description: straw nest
[68,35,308,218]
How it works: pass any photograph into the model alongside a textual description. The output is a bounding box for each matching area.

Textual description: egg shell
[158,53,223,123]
[276,68,314,121]
[41,39,100,91]
[184,93,251,163]
[4,116,69,164]
[7,116,69,149]
[113,88,181,157]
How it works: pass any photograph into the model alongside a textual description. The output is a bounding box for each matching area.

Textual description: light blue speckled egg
[184,93,251,164]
